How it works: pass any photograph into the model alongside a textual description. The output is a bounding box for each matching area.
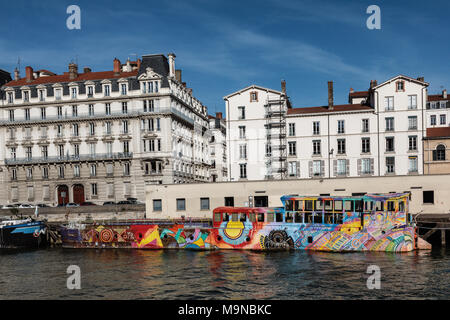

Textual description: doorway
[73,184,85,204]
[57,185,69,205]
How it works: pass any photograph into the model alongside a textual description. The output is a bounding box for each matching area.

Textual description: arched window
[433,144,446,161]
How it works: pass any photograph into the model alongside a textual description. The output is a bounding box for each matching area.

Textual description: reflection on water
[0,248,449,299]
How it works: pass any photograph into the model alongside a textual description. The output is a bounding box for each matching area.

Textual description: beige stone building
[146,174,450,218]
[424,127,450,174]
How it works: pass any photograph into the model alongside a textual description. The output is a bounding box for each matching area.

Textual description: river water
[0,247,449,299]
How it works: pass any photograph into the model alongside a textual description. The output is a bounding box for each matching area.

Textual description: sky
[0,0,449,114]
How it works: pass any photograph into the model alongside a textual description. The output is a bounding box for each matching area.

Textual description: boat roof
[280,193,409,202]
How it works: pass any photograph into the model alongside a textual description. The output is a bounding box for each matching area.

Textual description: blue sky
[0,0,449,113]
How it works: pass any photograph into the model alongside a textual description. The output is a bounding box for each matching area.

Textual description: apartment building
[208,112,227,182]
[0,53,211,205]
[424,127,450,174]
[225,75,428,181]
[426,89,450,128]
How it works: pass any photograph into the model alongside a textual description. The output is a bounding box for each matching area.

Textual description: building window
[288,141,297,156]
[87,86,94,97]
[361,158,371,174]
[123,141,130,153]
[362,138,370,153]
[312,140,321,155]
[88,104,95,116]
[7,92,13,103]
[408,116,417,130]
[26,146,32,160]
[57,106,63,119]
[57,124,64,137]
[433,144,446,161]
[58,166,65,178]
[408,95,417,109]
[74,144,80,157]
[337,159,346,175]
[430,115,436,126]
[385,117,394,131]
[71,87,77,99]
[26,168,33,180]
[396,81,404,91]
[25,108,30,120]
[200,198,210,210]
[23,91,30,102]
[11,168,17,180]
[312,160,321,176]
[89,123,95,136]
[74,165,80,177]
[238,106,245,120]
[90,164,97,177]
[72,105,78,117]
[288,161,297,177]
[250,91,258,102]
[289,123,296,136]
[122,102,128,114]
[91,183,98,196]
[122,120,129,134]
[409,136,417,151]
[42,167,49,179]
[123,162,130,176]
[153,199,162,211]
[239,126,246,139]
[337,120,345,134]
[10,147,16,160]
[41,107,46,120]
[385,96,394,110]
[176,198,186,211]
[41,145,48,159]
[55,89,62,100]
[105,121,112,135]
[337,139,346,154]
[409,156,418,173]
[39,89,45,101]
[313,121,320,135]
[9,110,14,121]
[440,114,446,125]
[386,157,395,174]
[423,191,434,204]
[72,123,79,137]
[104,85,110,96]
[386,137,394,152]
[105,103,111,115]
[121,83,127,95]
[239,144,247,159]
[89,143,96,156]
[239,163,247,179]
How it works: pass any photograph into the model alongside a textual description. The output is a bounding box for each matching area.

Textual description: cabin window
[399,201,405,212]
[214,213,221,222]
[334,200,343,211]
[257,213,264,222]
[344,200,353,211]
[223,213,230,222]
[375,201,384,211]
[316,200,323,211]
[324,200,332,211]
[335,213,343,224]
[324,213,333,224]
[240,213,247,222]
[275,212,283,222]
[249,213,256,222]
[285,212,294,223]
[305,200,314,211]
[266,213,275,222]
[294,212,303,223]
[387,201,396,212]
[305,212,313,223]
[285,200,294,211]
[294,200,302,211]
[364,201,374,212]
[355,200,364,213]
[232,213,239,222]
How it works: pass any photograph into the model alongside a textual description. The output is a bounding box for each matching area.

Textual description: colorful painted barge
[0,217,48,249]
[60,193,428,252]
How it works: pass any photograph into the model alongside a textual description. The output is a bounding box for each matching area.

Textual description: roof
[372,74,429,90]
[425,127,450,139]
[3,70,138,87]
[287,104,373,115]
[428,94,449,102]
[349,91,369,98]
[223,84,284,99]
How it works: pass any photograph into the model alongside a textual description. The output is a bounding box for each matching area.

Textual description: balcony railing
[4,152,133,165]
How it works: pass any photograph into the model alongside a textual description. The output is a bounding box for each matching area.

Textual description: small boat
[59,193,430,252]
[0,217,48,249]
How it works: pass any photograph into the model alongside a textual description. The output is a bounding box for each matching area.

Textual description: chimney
[417,76,424,82]
[83,67,91,73]
[175,69,182,82]
[168,53,176,78]
[68,63,78,80]
[350,88,354,93]
[14,68,20,81]
[216,112,223,119]
[281,79,286,94]
[370,80,378,89]
[328,81,334,110]
[113,58,121,75]
[136,58,141,70]
[25,66,34,82]
[443,89,448,99]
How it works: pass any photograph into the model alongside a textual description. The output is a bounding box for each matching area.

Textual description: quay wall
[145,174,450,218]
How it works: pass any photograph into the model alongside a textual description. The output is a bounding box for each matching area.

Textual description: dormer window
[7,92,13,104]
[39,89,45,102]
[87,86,94,98]
[104,84,110,96]
[121,83,127,95]
[71,87,77,99]
[396,80,405,92]
[142,81,159,94]
[23,91,30,102]
[55,88,62,100]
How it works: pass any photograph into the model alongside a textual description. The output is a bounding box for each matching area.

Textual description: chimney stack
[350,88,354,93]
[113,58,121,75]
[443,89,448,99]
[175,69,182,82]
[328,81,334,110]
[370,80,378,89]
[14,68,20,81]
[68,63,78,80]
[136,58,141,70]
[83,67,91,73]
[25,66,34,82]
[281,79,286,94]
[216,112,223,119]
[168,53,176,78]
[417,76,425,82]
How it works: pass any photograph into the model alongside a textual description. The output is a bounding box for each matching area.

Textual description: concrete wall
[145,174,450,218]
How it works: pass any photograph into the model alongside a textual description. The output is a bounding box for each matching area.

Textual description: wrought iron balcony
[4,152,133,165]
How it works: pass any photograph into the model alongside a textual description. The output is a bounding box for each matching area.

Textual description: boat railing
[75,217,213,228]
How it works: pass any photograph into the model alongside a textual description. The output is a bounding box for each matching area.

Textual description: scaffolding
[264,94,287,180]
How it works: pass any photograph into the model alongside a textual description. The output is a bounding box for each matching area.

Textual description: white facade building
[426,89,450,128]
[208,112,227,182]
[225,75,429,181]
[0,53,211,205]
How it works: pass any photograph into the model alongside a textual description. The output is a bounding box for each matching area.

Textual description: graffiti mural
[60,193,423,252]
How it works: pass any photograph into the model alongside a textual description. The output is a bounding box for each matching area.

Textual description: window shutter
[357,158,361,175]
[43,185,50,201]
[308,161,313,177]
[432,150,437,161]
[320,160,325,176]
[346,159,350,176]
[370,158,374,174]
[333,160,337,176]
[296,161,300,177]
